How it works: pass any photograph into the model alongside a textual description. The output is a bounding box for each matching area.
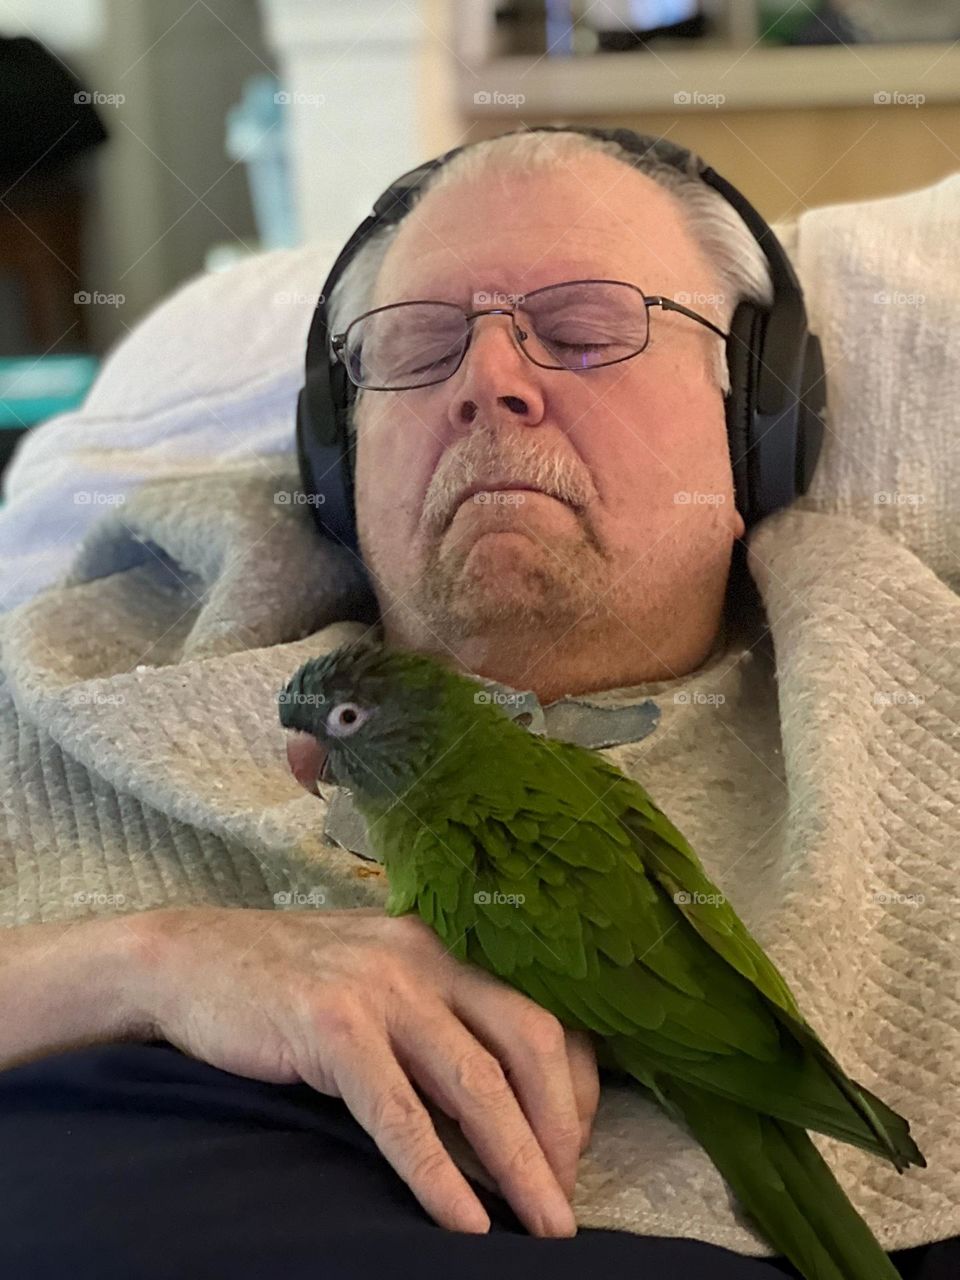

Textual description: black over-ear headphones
[295,124,826,555]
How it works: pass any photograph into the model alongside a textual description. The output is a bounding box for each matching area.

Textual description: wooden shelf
[459,42,960,114]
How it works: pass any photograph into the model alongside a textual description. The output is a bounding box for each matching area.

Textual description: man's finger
[395,1006,577,1237]
[454,990,584,1200]
[564,1025,600,1152]
[323,1040,492,1235]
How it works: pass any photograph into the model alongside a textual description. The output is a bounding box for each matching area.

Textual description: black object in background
[0,35,108,360]
[0,35,108,190]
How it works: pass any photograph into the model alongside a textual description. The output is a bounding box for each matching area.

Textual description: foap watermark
[75,290,125,308]
[674,290,726,308]
[674,690,726,706]
[874,890,925,907]
[75,90,124,108]
[274,887,327,907]
[73,890,126,907]
[674,890,725,906]
[278,689,327,709]
[473,289,525,308]
[474,689,525,708]
[873,290,925,307]
[473,90,525,108]
[274,290,321,307]
[65,690,126,707]
[473,490,526,507]
[274,90,326,107]
[874,490,925,506]
[274,490,326,506]
[674,90,726,108]
[674,490,726,506]
[874,90,925,108]
[74,491,126,506]
[873,690,925,707]
[474,889,526,907]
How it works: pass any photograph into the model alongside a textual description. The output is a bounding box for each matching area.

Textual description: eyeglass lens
[343,280,650,389]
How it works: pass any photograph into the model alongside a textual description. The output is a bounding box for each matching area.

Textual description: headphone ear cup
[796,332,826,496]
[724,301,764,531]
[295,364,359,553]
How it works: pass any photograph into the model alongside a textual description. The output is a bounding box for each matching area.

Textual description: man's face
[353,152,746,677]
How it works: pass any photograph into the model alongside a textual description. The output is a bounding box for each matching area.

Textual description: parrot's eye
[325,701,372,738]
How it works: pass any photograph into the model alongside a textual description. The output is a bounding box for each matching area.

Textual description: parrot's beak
[285,730,334,794]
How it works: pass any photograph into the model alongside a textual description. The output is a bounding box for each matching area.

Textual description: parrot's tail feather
[613,1032,926,1174]
[825,1070,925,1173]
[656,1078,903,1280]
[768,1007,926,1174]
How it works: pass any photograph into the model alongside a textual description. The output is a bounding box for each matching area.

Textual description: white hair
[328,129,774,431]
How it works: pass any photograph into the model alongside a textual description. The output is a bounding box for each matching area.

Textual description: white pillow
[0,242,335,612]
[773,174,959,590]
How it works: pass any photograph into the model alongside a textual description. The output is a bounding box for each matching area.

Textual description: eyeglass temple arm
[647,296,729,341]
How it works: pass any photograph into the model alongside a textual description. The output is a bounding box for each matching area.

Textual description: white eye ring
[325,701,371,738]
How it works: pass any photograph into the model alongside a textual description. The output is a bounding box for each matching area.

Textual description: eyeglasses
[331,278,729,392]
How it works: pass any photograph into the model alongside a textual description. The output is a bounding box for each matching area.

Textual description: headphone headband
[296,124,825,554]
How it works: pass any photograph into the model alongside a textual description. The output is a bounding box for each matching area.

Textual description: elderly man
[345,134,753,702]
[0,127,954,1279]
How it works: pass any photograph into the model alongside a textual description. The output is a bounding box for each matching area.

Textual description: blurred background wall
[0,0,273,354]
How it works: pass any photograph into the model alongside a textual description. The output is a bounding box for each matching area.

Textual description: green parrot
[278,640,926,1280]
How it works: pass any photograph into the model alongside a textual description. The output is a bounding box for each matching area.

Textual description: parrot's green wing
[381,730,922,1172]
[370,692,923,1280]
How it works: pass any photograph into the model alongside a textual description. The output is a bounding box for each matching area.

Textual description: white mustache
[421,430,596,533]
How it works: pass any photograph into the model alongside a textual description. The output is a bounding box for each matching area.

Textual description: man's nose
[451,313,544,427]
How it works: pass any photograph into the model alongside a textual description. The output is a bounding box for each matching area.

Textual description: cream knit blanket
[0,458,956,1255]
[0,173,958,1255]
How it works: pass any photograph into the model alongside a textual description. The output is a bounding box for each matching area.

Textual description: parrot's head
[278,639,501,808]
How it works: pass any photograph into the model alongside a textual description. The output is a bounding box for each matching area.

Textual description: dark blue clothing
[0,1041,954,1279]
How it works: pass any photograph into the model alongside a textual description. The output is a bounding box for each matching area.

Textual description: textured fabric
[0,456,956,1256]
[782,176,959,587]
[2,1040,956,1280]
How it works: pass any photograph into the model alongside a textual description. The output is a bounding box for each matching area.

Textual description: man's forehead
[394,255,642,304]
[375,196,693,306]
[373,230,695,306]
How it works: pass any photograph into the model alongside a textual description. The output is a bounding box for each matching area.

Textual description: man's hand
[130,906,599,1237]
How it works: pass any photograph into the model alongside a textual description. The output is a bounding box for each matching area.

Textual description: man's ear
[732,506,746,540]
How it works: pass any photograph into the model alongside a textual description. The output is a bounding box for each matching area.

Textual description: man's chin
[456,525,545,557]
[440,525,557,587]
[416,534,601,639]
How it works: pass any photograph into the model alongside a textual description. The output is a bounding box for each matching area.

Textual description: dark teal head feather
[277,639,517,807]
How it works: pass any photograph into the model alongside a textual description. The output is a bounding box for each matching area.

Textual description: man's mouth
[446,480,561,527]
